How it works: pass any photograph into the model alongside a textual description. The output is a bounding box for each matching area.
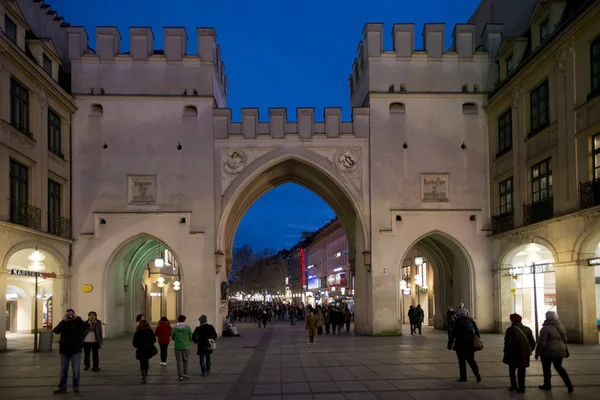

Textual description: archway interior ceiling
[6,249,61,273]
[226,159,359,264]
[414,234,468,282]
[502,244,554,268]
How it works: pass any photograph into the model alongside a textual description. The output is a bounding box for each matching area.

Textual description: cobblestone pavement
[1,321,600,399]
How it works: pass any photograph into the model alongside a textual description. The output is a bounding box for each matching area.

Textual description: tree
[229,245,286,297]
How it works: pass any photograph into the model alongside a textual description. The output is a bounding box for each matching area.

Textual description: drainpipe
[68,113,73,269]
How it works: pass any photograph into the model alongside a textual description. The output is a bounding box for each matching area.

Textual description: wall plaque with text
[128,175,157,204]
[421,173,449,202]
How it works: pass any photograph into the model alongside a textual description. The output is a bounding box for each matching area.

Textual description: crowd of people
[49,302,575,395]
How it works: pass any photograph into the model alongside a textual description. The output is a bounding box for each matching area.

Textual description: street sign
[9,269,56,279]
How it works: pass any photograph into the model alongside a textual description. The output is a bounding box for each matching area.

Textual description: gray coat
[85,319,103,348]
[535,320,567,358]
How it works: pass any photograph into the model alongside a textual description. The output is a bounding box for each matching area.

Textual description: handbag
[150,345,158,358]
[474,335,484,351]
[207,339,217,351]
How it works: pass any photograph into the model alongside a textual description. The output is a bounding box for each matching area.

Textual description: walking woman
[503,314,536,393]
[535,311,574,393]
[192,315,218,376]
[132,320,156,383]
[447,307,482,383]
[154,317,172,366]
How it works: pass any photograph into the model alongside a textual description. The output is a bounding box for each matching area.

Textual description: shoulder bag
[514,326,532,355]
[207,339,217,351]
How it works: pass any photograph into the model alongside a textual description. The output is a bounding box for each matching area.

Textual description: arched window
[90,104,103,116]
[462,102,478,114]
[184,105,198,116]
[389,102,406,114]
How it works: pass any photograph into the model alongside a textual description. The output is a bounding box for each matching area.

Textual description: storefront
[586,255,600,333]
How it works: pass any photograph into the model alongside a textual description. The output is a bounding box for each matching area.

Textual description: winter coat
[445,311,456,331]
[192,323,218,354]
[154,321,172,345]
[415,307,425,322]
[344,310,352,322]
[133,327,156,360]
[53,317,87,355]
[448,316,480,353]
[408,308,417,322]
[84,319,103,347]
[535,320,568,359]
[316,312,324,327]
[323,310,331,324]
[306,313,318,336]
[171,323,193,350]
[503,323,536,367]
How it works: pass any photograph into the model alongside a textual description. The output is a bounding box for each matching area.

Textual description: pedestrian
[408,305,417,334]
[261,310,268,328]
[344,307,352,332]
[306,309,318,343]
[316,307,324,335]
[323,307,331,335]
[154,317,172,366]
[83,311,103,372]
[447,307,482,383]
[535,311,574,393]
[415,304,424,335]
[52,308,87,394]
[457,303,470,317]
[171,315,193,381]
[132,319,156,383]
[192,315,218,376]
[446,307,456,340]
[503,313,536,393]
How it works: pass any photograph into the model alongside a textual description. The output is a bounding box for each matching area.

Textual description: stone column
[0,269,7,350]
[554,262,597,343]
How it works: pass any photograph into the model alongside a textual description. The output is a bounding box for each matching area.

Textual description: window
[591,37,600,97]
[4,15,17,43]
[530,80,549,134]
[10,78,30,133]
[540,18,550,42]
[499,178,513,215]
[48,109,62,157]
[507,55,514,74]
[498,108,512,155]
[9,160,29,224]
[593,134,600,180]
[48,180,61,234]
[43,54,52,75]
[532,158,552,203]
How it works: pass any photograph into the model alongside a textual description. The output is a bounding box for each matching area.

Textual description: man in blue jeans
[192,315,218,376]
[52,308,87,394]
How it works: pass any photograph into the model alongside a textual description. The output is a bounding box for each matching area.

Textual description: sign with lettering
[509,263,553,276]
[128,176,157,204]
[588,258,600,266]
[9,269,56,279]
[421,174,449,202]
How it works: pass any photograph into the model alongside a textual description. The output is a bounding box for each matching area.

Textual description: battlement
[66,26,227,103]
[213,108,369,139]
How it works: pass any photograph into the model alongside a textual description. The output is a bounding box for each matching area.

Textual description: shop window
[593,134,600,180]
[48,109,62,157]
[591,37,600,98]
[532,158,552,203]
[9,160,29,225]
[497,108,512,156]
[10,78,30,134]
[4,15,17,43]
[540,18,550,42]
[499,177,513,215]
[529,80,549,136]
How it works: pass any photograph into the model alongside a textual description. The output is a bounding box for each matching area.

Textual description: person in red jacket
[154,317,172,366]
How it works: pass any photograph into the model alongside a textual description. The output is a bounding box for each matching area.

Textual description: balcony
[523,197,554,226]
[579,179,600,210]
[10,201,41,230]
[48,214,71,239]
[492,211,514,235]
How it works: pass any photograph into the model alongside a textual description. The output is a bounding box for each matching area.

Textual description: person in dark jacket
[192,315,218,376]
[132,320,156,383]
[52,308,87,394]
[447,307,482,383]
[503,313,536,393]
[407,306,417,334]
[535,311,574,393]
[414,305,425,335]
[446,307,457,339]
[83,311,103,372]
[154,317,172,366]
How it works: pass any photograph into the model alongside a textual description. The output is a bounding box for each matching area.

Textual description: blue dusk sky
[50,0,481,251]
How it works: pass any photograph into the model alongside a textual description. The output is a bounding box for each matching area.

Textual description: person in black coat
[132,320,156,383]
[192,315,218,376]
[52,308,87,394]
[503,313,536,393]
[447,307,482,383]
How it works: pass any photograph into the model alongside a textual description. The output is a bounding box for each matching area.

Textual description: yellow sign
[510,288,516,296]
[81,284,93,293]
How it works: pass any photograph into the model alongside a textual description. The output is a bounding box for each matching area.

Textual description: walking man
[171,315,192,381]
[415,304,425,335]
[408,305,417,334]
[53,308,87,394]
[83,311,103,372]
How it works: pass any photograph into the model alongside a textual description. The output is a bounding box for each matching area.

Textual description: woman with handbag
[132,320,157,383]
[447,307,482,383]
[503,313,536,393]
[535,311,574,393]
[192,315,218,376]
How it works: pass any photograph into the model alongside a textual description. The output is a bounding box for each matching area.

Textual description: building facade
[0,0,76,349]
[482,0,600,343]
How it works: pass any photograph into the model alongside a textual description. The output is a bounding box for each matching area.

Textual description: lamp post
[400,280,407,326]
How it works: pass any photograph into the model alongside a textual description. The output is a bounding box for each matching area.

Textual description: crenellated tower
[349,22,503,107]
[66,26,227,106]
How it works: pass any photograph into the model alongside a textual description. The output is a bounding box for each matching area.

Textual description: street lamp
[400,280,407,325]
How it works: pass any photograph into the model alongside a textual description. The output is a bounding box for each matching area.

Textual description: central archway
[217,153,369,331]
